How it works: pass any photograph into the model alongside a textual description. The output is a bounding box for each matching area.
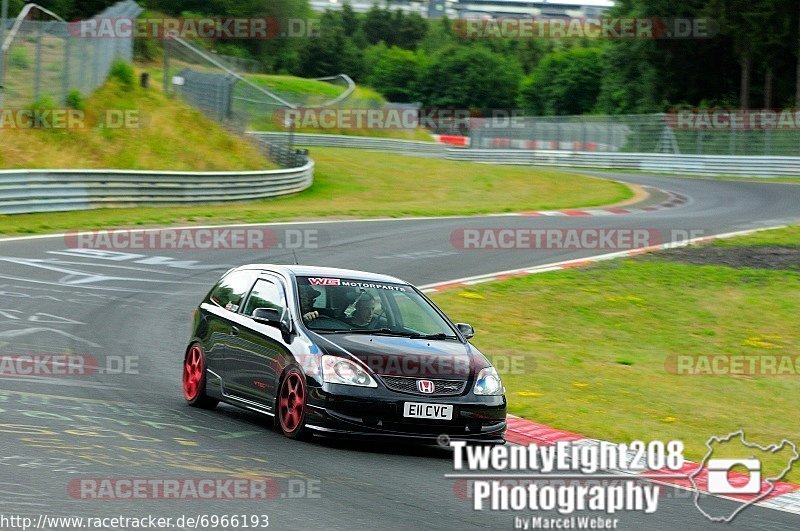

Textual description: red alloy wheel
[278,370,306,435]
[183,344,204,401]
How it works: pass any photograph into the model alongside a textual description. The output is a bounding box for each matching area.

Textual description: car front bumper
[304,382,507,443]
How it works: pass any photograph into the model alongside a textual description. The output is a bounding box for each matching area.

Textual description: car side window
[208,270,256,312]
[244,279,285,317]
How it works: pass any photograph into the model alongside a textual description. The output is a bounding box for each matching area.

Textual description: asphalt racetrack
[1,173,799,530]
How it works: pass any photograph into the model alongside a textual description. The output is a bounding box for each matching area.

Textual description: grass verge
[244,73,433,141]
[431,226,800,481]
[0,77,271,172]
[0,147,632,236]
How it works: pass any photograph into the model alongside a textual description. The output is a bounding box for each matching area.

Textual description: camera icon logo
[706,458,762,494]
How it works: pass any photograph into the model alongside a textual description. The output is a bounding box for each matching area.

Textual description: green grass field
[712,224,800,246]
[0,147,631,236]
[0,77,271,172]
[247,74,348,100]
[431,226,800,481]
[244,73,432,141]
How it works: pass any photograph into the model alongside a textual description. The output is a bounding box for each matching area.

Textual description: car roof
[234,264,409,285]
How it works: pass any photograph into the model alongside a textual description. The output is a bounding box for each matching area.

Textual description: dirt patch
[659,245,800,270]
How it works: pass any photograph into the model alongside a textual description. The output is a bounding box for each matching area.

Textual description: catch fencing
[470,113,800,157]
[162,36,357,131]
[446,149,800,177]
[250,132,446,155]
[0,0,142,108]
[250,132,800,176]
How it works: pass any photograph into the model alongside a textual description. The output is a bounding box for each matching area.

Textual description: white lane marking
[0,274,172,293]
[0,257,176,285]
[0,375,124,390]
[0,328,102,347]
[0,214,537,244]
[40,258,196,276]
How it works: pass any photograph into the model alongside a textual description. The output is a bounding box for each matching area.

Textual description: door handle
[231,326,239,336]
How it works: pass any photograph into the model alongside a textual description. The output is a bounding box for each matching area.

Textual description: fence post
[555,119,561,150]
[0,0,7,107]
[581,120,587,151]
[91,39,99,89]
[765,129,772,156]
[62,36,71,104]
[34,22,43,102]
[163,39,170,95]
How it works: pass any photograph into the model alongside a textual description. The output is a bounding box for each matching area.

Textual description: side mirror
[456,323,474,339]
[253,308,293,336]
[253,308,281,325]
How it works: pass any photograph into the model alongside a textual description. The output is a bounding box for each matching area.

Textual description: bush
[109,60,135,90]
[518,47,604,116]
[417,46,522,110]
[134,37,161,63]
[9,48,30,70]
[65,89,85,110]
[30,96,56,110]
[366,46,422,103]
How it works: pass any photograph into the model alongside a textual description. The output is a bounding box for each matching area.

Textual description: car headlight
[474,366,504,395]
[321,355,377,387]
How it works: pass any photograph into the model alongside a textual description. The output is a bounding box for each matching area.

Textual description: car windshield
[296,276,457,338]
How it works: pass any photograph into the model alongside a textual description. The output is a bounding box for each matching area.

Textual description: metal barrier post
[62,36,70,104]
[78,37,86,92]
[163,39,170,94]
[34,22,43,102]
[0,0,7,106]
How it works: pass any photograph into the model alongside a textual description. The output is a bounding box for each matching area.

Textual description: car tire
[276,368,311,440]
[183,343,219,409]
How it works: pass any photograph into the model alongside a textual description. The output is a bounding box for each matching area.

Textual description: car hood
[312,333,481,380]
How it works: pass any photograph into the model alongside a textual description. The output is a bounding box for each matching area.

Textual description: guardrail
[249,132,447,155]
[253,133,800,177]
[0,161,314,215]
[445,149,800,177]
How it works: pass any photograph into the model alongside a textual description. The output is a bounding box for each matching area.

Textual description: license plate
[403,402,453,420]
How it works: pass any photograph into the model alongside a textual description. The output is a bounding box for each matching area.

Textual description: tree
[519,47,604,115]
[341,1,359,35]
[297,11,363,79]
[366,46,422,102]
[417,45,522,110]
[363,5,394,45]
[392,11,427,49]
[705,0,794,108]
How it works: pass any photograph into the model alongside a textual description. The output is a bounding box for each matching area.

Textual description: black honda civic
[183,265,506,443]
